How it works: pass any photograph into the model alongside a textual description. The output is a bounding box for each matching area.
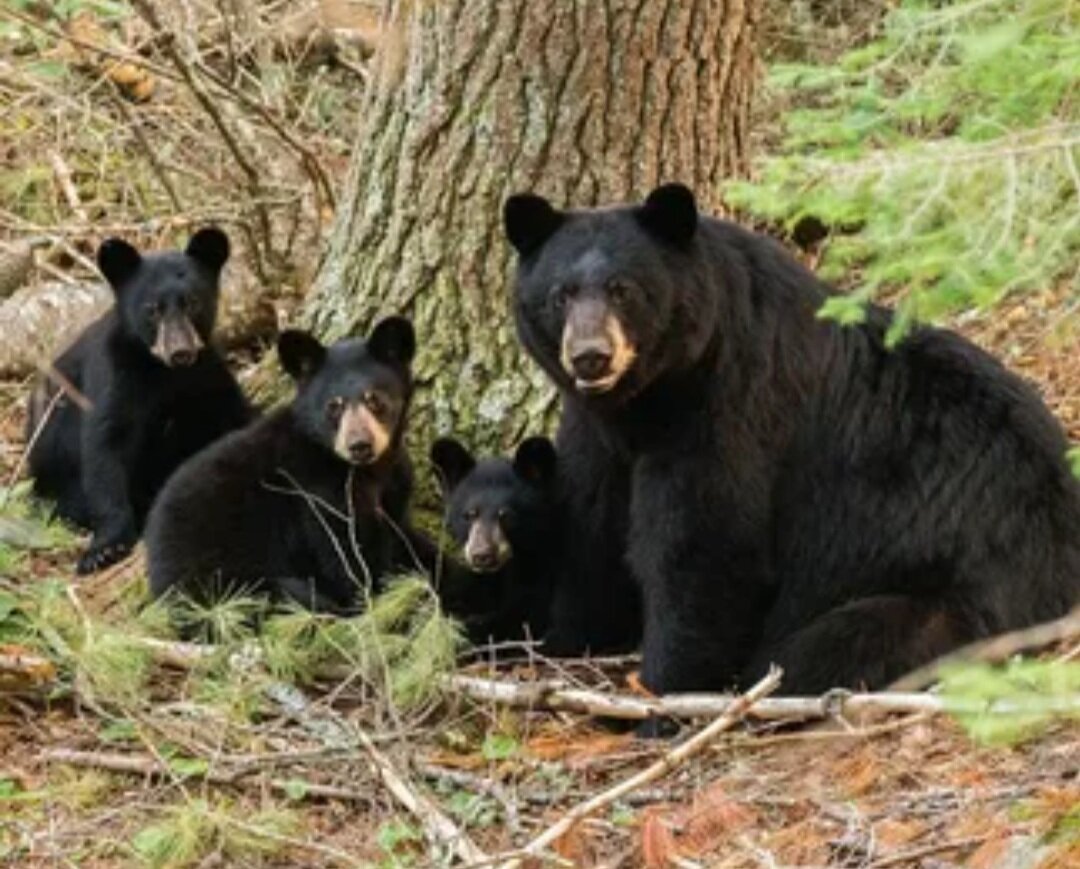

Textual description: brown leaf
[526,730,632,763]
[641,806,679,868]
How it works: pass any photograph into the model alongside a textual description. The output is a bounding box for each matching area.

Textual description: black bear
[146,318,421,613]
[504,182,1080,696]
[430,436,559,645]
[26,228,251,574]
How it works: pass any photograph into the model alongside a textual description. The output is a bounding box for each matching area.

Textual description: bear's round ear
[430,437,476,493]
[97,238,142,292]
[513,436,557,487]
[185,227,230,273]
[277,329,327,382]
[504,193,563,258]
[636,183,698,246]
[368,316,416,368]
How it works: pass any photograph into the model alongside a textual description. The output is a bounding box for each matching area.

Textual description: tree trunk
[307,0,760,468]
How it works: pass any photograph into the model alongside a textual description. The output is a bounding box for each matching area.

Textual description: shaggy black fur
[26,229,250,574]
[505,183,1080,694]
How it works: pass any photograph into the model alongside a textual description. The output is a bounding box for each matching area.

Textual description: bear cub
[431,436,559,645]
[146,317,420,613]
[26,228,251,574]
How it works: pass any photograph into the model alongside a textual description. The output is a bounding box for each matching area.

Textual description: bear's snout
[152,314,203,368]
[334,403,389,465]
[465,519,511,572]
[560,298,637,394]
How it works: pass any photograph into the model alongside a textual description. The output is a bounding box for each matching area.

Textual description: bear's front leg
[631,458,770,698]
[77,413,140,574]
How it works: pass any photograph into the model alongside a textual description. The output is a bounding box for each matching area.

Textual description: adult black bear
[431,436,559,644]
[26,229,251,574]
[146,318,422,613]
[504,183,1080,696]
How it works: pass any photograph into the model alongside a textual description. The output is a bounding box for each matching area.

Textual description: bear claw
[77,541,134,575]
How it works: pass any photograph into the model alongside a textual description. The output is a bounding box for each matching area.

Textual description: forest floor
[1,2,1079,867]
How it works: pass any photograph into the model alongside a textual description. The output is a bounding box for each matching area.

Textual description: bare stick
[355,726,489,864]
[890,606,1080,691]
[444,673,1080,721]
[867,835,985,868]
[107,87,184,212]
[502,667,782,867]
[3,384,62,506]
[130,0,273,280]
[41,747,372,805]
[48,151,88,223]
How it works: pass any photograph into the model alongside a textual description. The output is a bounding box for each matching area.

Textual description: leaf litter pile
[0,288,1078,866]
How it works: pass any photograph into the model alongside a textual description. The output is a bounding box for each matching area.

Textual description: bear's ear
[636,183,698,245]
[185,227,230,273]
[430,438,476,493]
[513,436,557,487]
[504,193,563,258]
[369,316,416,368]
[97,238,142,291]
[278,329,326,382]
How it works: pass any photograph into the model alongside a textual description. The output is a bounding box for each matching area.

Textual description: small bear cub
[431,436,559,645]
[26,228,250,574]
[146,317,419,614]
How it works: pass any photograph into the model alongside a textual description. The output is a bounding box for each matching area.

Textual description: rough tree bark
[307,0,760,464]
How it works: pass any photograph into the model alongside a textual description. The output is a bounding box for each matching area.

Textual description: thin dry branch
[890,606,1080,691]
[40,746,372,805]
[48,151,88,223]
[444,673,1080,722]
[501,667,783,868]
[356,727,489,864]
[130,0,273,280]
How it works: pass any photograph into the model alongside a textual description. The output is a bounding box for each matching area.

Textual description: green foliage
[375,818,423,866]
[728,0,1079,333]
[258,575,465,712]
[480,732,519,762]
[131,798,295,868]
[1068,446,1080,479]
[940,658,1080,745]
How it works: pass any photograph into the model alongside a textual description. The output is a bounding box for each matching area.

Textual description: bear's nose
[468,547,501,571]
[348,440,374,464]
[571,349,613,382]
[168,348,196,367]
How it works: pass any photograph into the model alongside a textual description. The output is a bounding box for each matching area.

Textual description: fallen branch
[357,728,489,865]
[890,606,1080,691]
[265,679,489,865]
[445,672,1080,722]
[40,747,372,805]
[132,637,1080,722]
[502,667,783,868]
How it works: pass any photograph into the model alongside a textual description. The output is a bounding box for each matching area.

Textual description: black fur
[145,319,421,611]
[432,436,559,644]
[26,229,251,574]
[504,183,1080,694]
[145,319,419,610]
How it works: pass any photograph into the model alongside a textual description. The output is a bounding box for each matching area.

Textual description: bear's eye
[144,301,164,320]
[550,283,575,311]
[326,397,345,421]
[496,507,510,522]
[463,507,479,521]
[182,295,200,315]
[608,279,631,303]
[363,391,384,415]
